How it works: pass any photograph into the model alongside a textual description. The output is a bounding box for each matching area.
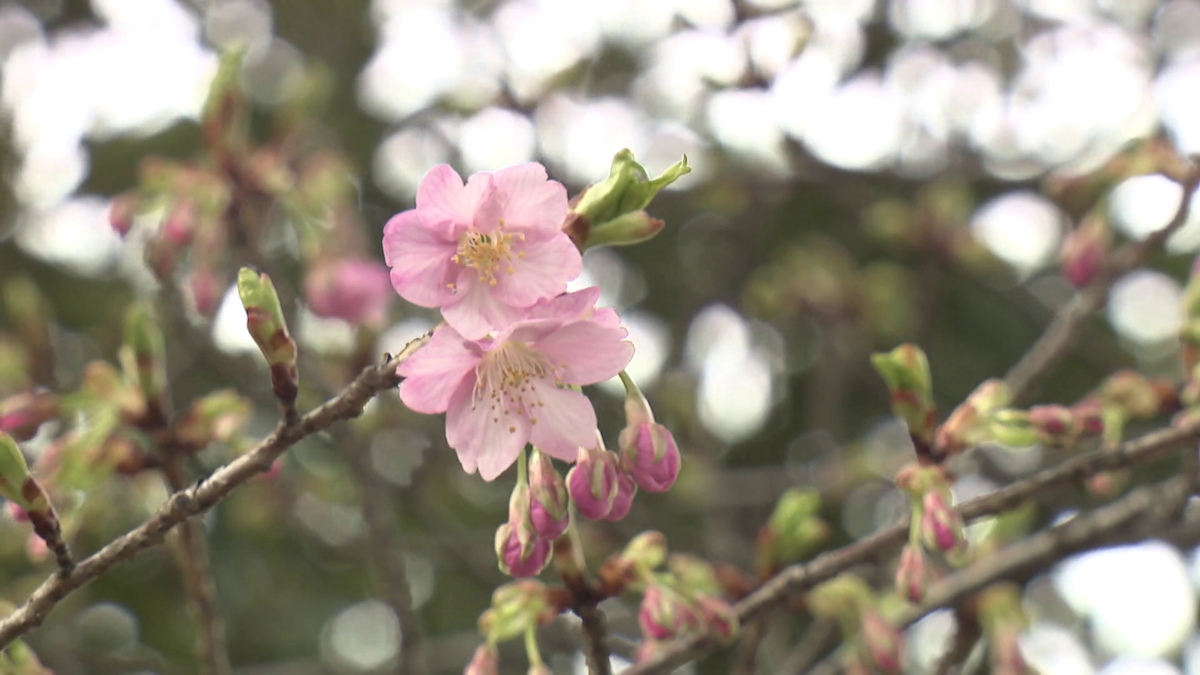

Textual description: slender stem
[1004,162,1200,404]
[518,445,529,486]
[620,418,1200,675]
[555,509,611,675]
[161,452,231,675]
[0,334,431,649]
[345,436,428,675]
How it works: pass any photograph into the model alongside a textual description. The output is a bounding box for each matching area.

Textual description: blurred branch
[931,607,979,675]
[0,334,431,650]
[808,472,1200,675]
[777,618,837,675]
[1004,161,1200,404]
[344,435,428,675]
[161,452,231,675]
[621,418,1200,674]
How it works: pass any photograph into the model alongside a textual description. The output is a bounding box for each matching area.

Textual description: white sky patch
[15,196,123,276]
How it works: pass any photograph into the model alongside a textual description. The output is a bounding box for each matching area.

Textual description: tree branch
[0,334,431,650]
[622,419,1200,675]
[161,452,231,675]
[344,436,428,675]
[1004,163,1200,404]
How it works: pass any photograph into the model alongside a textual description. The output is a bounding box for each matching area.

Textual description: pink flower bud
[638,584,701,641]
[1028,404,1075,445]
[567,446,619,520]
[528,449,569,540]
[6,501,29,523]
[495,523,552,578]
[190,269,222,317]
[603,471,637,522]
[696,594,739,642]
[465,644,499,675]
[1059,214,1110,289]
[109,193,137,236]
[920,490,968,566]
[0,390,57,442]
[895,543,931,603]
[162,200,195,247]
[860,607,904,673]
[619,423,681,492]
[304,258,392,327]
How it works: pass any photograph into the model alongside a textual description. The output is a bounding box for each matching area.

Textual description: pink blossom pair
[385,163,634,481]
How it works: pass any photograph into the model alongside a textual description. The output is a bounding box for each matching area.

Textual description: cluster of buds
[109,50,392,325]
[636,556,739,655]
[977,583,1032,674]
[473,579,556,674]
[896,465,969,569]
[754,488,830,578]
[496,449,566,578]
[808,575,904,673]
[565,373,682,525]
[562,149,689,251]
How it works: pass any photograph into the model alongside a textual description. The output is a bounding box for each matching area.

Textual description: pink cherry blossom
[398,287,634,480]
[382,163,582,339]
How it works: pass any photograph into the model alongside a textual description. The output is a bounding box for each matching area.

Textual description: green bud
[0,431,42,510]
[807,574,873,623]
[122,303,168,417]
[987,409,1039,448]
[237,267,299,406]
[871,344,936,453]
[615,530,668,581]
[202,48,248,152]
[1,639,53,674]
[174,390,252,450]
[935,379,1011,458]
[485,580,549,643]
[565,150,689,250]
[667,554,721,596]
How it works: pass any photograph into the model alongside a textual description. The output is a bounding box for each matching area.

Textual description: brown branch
[778,618,838,674]
[161,452,231,675]
[1004,162,1200,404]
[806,473,1199,675]
[622,419,1200,675]
[0,334,431,650]
[931,607,980,675]
[344,436,428,675]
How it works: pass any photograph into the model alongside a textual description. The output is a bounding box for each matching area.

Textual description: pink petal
[590,307,621,329]
[397,327,481,413]
[415,165,469,224]
[525,287,602,323]
[442,275,525,340]
[534,322,634,385]
[492,231,582,308]
[528,380,597,460]
[382,211,459,308]
[466,172,504,234]
[446,379,530,481]
[493,163,569,232]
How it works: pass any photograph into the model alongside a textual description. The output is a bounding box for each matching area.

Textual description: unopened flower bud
[495,523,551,578]
[464,644,499,675]
[162,200,195,247]
[603,471,637,522]
[484,580,549,643]
[564,149,689,250]
[109,193,138,236]
[616,373,681,492]
[895,543,931,603]
[0,390,57,442]
[614,531,667,579]
[668,554,721,596]
[566,446,619,520]
[696,594,739,643]
[527,449,569,540]
[871,344,936,453]
[304,258,392,327]
[860,606,904,674]
[1028,405,1076,446]
[936,379,1010,458]
[1072,397,1106,436]
[1059,213,1110,288]
[237,267,299,406]
[988,409,1038,448]
[638,583,701,641]
[920,490,968,566]
[174,390,253,451]
[189,268,222,317]
[1101,369,1162,419]
[807,574,873,621]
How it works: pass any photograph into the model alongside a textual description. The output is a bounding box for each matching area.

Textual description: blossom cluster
[383,158,685,577]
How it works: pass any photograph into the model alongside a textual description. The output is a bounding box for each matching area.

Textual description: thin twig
[622,419,1200,675]
[0,334,431,649]
[777,618,838,674]
[161,452,232,675]
[1004,163,1200,404]
[344,436,428,675]
[807,473,1198,675]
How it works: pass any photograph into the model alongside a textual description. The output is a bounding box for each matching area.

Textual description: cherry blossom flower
[382,163,582,339]
[397,287,633,480]
[304,258,392,327]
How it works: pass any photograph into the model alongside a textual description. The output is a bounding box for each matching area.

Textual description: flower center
[473,341,560,432]
[450,222,525,288]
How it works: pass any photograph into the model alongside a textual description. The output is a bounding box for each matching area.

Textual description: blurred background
[2,0,1200,673]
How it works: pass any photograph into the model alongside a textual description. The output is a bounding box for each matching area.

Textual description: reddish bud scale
[860,607,904,674]
[895,544,930,603]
